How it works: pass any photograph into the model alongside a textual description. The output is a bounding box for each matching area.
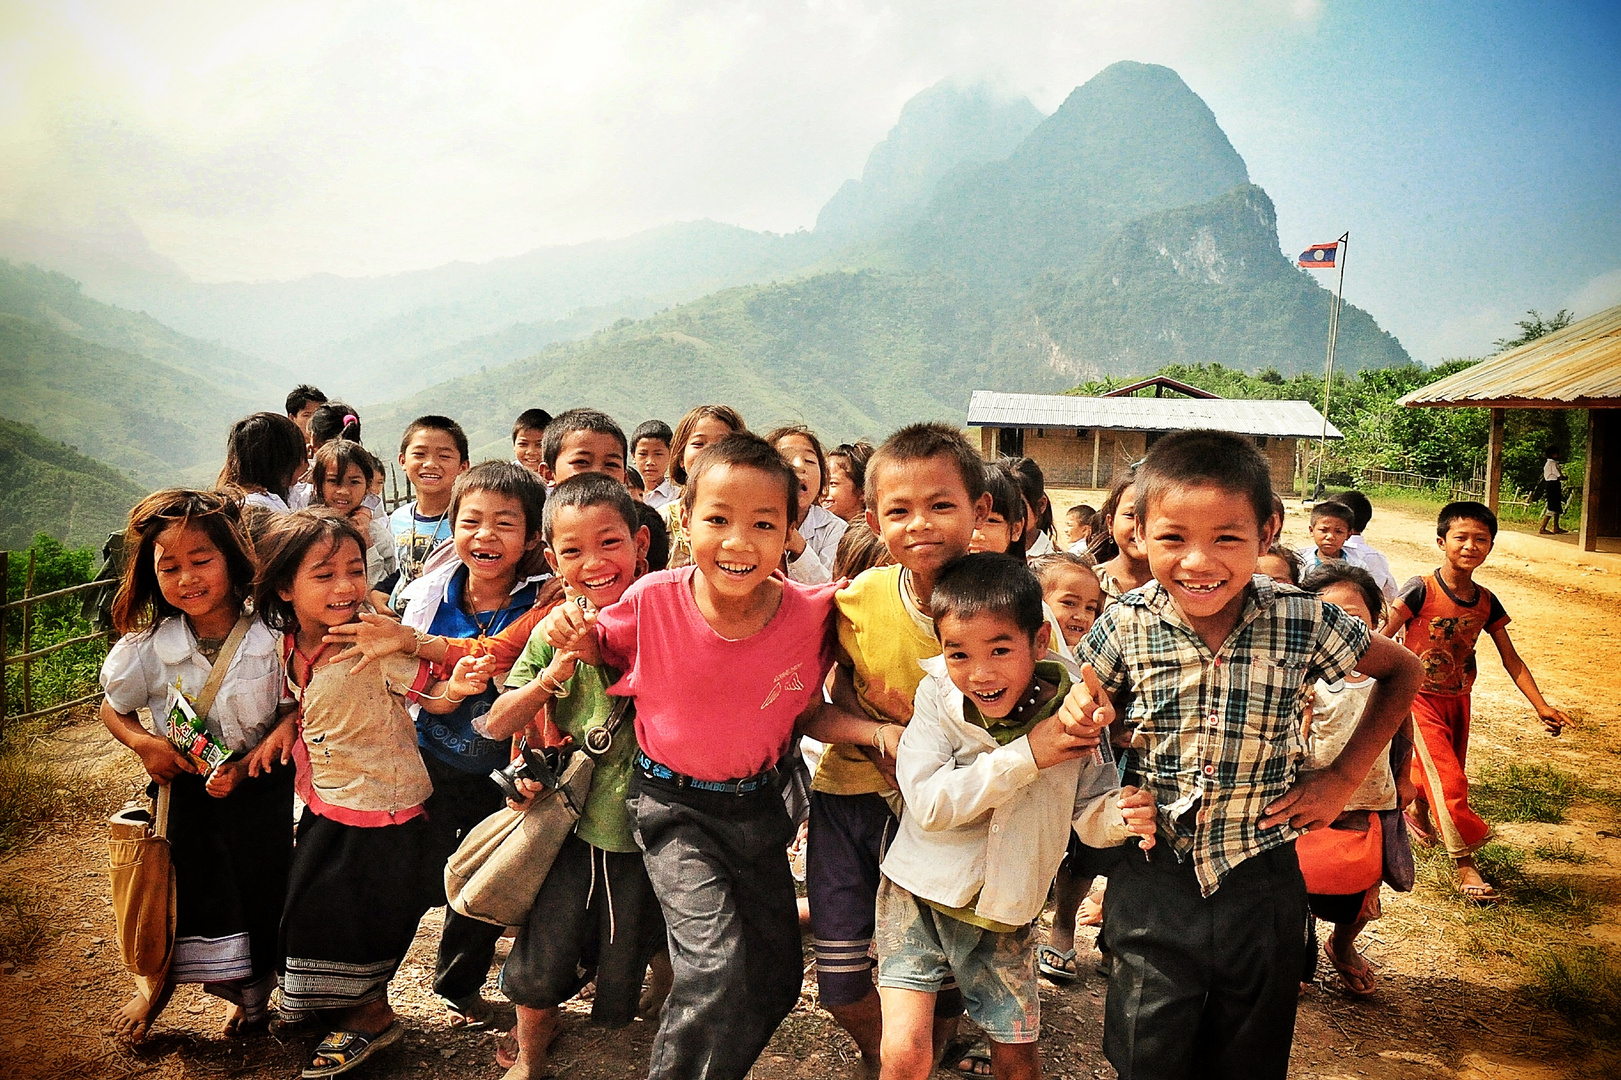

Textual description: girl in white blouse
[99,490,296,1043]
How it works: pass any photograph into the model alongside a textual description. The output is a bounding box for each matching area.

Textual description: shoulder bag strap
[193,616,251,719]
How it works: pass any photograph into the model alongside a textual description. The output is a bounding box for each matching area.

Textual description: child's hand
[1057,664,1114,743]
[1259,769,1355,833]
[1538,705,1572,737]
[1395,768,1418,811]
[324,611,414,673]
[785,524,807,559]
[205,760,245,798]
[1028,711,1098,769]
[447,654,495,699]
[351,505,374,534]
[541,602,601,666]
[1118,784,1158,852]
[545,650,582,691]
[505,775,546,810]
[135,732,198,784]
[246,715,298,777]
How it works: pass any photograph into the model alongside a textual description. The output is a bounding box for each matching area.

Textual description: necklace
[406,506,449,577]
[1002,674,1047,724]
[901,568,929,617]
[469,591,512,642]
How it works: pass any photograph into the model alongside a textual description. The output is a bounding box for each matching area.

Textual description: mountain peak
[815,80,1042,240]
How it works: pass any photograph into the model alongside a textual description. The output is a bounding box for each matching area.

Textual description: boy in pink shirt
[543,433,869,1080]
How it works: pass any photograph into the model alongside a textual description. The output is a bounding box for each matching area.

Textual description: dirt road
[1,499,1616,1079]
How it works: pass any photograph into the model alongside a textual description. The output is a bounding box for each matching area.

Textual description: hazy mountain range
[0,62,1411,542]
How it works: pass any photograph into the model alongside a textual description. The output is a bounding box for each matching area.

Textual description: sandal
[1037,944,1081,984]
[302,1022,403,1078]
[1458,880,1503,905]
[952,1047,994,1076]
[440,993,494,1030]
[1322,941,1377,999]
[494,1031,520,1070]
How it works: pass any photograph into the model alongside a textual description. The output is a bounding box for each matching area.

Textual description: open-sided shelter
[966,378,1339,493]
[1402,303,1621,553]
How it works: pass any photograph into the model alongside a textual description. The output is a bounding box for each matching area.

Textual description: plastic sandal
[302,1022,402,1078]
[1037,943,1081,983]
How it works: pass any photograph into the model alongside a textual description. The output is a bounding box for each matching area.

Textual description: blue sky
[1,0,1616,363]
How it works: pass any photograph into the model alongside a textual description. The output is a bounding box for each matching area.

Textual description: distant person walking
[1538,448,1566,534]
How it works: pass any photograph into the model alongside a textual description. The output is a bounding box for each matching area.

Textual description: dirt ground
[1,497,1617,1080]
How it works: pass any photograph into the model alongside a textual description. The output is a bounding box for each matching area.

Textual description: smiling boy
[389,415,471,609]
[539,408,627,486]
[1070,429,1422,1079]
[809,423,991,1073]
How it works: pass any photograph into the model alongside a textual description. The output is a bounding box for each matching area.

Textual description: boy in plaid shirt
[1072,430,1422,1079]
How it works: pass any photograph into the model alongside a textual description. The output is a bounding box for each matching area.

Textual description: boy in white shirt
[875,553,1156,1080]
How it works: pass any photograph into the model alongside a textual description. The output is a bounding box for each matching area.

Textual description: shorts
[873,876,1038,1044]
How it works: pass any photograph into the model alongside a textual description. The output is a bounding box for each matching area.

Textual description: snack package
[165,687,232,775]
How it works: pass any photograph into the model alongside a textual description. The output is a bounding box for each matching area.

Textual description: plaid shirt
[1079,575,1369,895]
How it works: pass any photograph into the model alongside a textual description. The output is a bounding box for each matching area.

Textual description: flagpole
[1314,231,1349,499]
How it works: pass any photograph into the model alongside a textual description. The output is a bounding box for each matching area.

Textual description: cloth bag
[106,617,250,977]
[445,695,630,928]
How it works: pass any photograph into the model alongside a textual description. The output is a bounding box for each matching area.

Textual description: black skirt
[165,766,295,990]
[277,808,442,1018]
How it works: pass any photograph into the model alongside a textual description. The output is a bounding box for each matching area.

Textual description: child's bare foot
[637,950,673,1019]
[220,1002,267,1038]
[111,979,174,1043]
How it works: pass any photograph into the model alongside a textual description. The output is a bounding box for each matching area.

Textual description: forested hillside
[0,417,145,549]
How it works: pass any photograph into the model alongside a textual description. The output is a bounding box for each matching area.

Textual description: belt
[634,750,777,795]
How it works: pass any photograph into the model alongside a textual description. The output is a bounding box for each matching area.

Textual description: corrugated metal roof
[966,391,1341,439]
[1403,303,1621,408]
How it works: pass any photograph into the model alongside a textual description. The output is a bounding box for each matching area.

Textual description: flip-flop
[1037,944,1081,984]
[952,1047,994,1076]
[440,993,494,1030]
[302,1022,403,1078]
[1458,880,1503,906]
[1322,941,1377,999]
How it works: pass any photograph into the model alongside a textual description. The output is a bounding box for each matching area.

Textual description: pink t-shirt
[596,566,839,781]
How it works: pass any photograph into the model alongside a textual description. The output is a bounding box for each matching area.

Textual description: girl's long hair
[982,461,1030,558]
[309,403,361,449]
[1087,466,1138,562]
[252,510,367,635]
[111,489,255,636]
[1004,456,1055,540]
[218,411,307,499]
[310,439,376,505]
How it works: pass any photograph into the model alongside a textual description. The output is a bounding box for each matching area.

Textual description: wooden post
[1580,408,1601,553]
[21,549,34,718]
[1090,428,1102,489]
[1485,408,1504,513]
[0,549,8,731]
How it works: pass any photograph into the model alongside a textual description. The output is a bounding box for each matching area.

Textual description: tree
[1494,309,1573,352]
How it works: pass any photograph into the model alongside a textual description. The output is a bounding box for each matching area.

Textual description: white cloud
[1567,268,1621,320]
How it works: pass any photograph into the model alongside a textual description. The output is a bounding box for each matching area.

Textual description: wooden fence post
[21,549,35,719]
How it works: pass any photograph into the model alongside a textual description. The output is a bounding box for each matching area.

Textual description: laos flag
[1298,242,1338,269]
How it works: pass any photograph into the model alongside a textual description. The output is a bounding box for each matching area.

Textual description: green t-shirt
[506,634,640,854]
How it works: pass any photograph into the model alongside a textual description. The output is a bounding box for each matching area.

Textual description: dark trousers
[631,773,802,1080]
[422,753,508,1002]
[1103,841,1307,1080]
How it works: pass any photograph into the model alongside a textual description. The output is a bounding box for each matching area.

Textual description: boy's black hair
[309,402,360,447]
[1438,500,1498,539]
[625,466,646,493]
[541,408,628,469]
[930,553,1045,640]
[981,462,1029,556]
[542,472,639,542]
[218,412,307,498]
[1065,504,1096,520]
[631,419,674,452]
[285,384,327,416]
[865,423,987,513]
[1004,456,1055,538]
[682,432,798,523]
[400,415,470,462]
[1133,430,1272,530]
[1309,501,1355,529]
[636,502,670,571]
[1335,490,1374,532]
[1301,562,1385,626]
[449,461,547,540]
[512,408,553,440]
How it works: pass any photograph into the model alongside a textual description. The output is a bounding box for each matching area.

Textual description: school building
[966,377,1339,493]
[1403,303,1621,553]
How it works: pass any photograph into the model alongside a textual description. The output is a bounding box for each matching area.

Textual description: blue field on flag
[1299,243,1338,268]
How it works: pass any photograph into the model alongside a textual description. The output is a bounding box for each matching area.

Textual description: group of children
[95,385,1569,1080]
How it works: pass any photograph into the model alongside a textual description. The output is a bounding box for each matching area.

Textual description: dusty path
[1,496,1616,1079]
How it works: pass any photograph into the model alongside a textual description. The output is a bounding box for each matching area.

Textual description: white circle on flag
[1314,250,1325,260]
